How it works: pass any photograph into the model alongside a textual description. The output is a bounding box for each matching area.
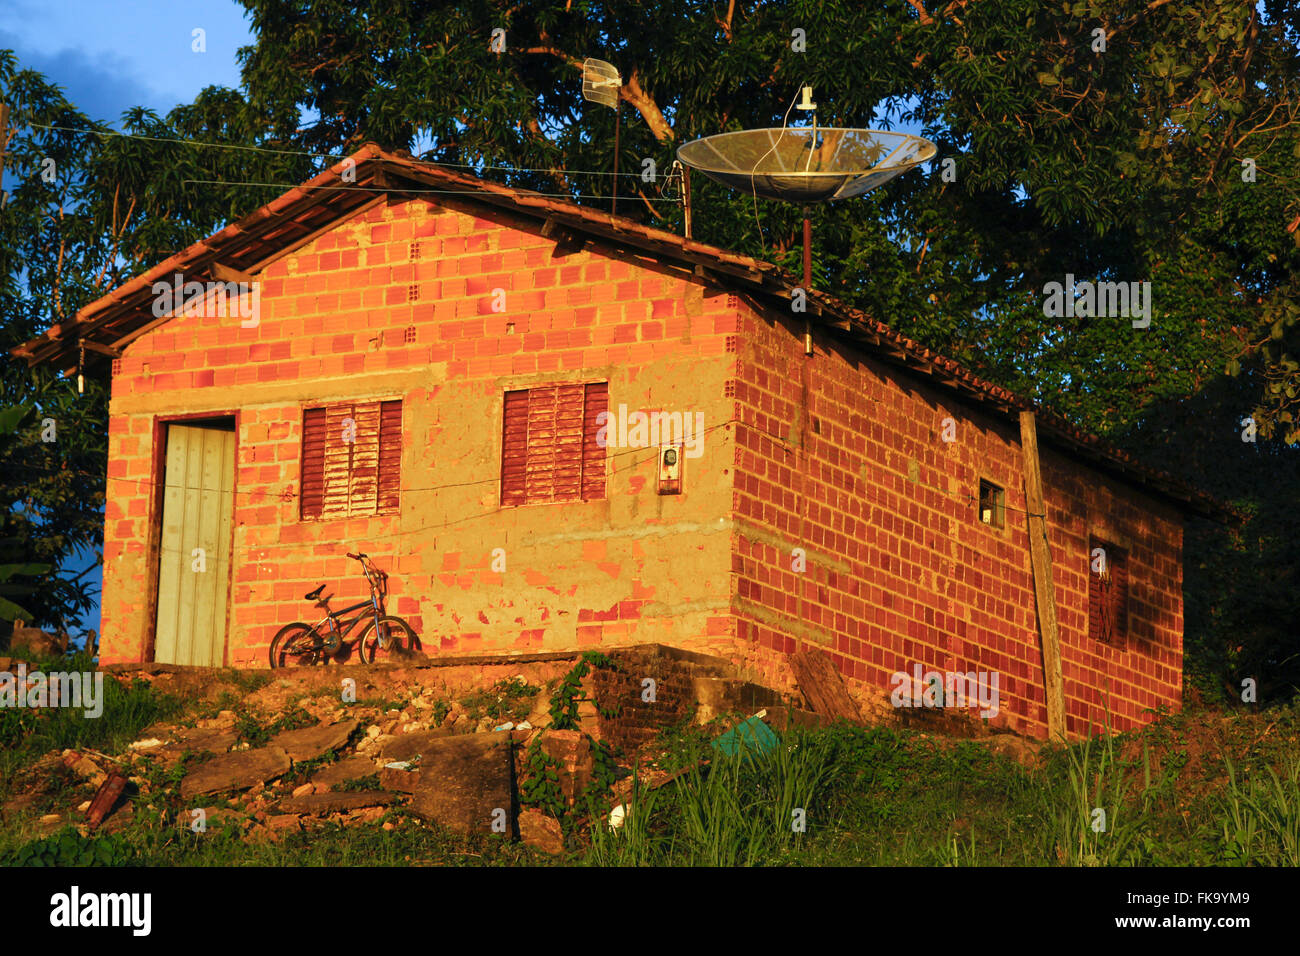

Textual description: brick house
[15,144,1232,740]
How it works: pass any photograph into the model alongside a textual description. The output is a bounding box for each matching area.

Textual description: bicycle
[268,552,420,667]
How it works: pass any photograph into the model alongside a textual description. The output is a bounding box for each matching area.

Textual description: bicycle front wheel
[355,615,419,664]
[270,622,322,668]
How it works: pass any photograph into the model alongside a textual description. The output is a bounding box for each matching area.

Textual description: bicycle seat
[304,585,325,602]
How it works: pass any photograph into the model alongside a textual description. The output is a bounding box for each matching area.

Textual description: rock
[270,719,358,762]
[518,808,565,855]
[63,752,107,787]
[516,720,533,731]
[248,814,301,843]
[99,802,135,835]
[10,622,67,657]
[310,755,378,789]
[1,792,39,819]
[366,725,381,738]
[408,731,514,836]
[77,800,91,812]
[277,791,397,815]
[378,726,454,761]
[379,767,422,793]
[346,806,387,825]
[291,783,315,799]
[150,727,239,768]
[180,746,291,799]
[129,738,164,751]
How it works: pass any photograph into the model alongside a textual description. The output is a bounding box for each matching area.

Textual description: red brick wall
[100,192,1186,742]
[103,197,738,667]
[727,308,1184,740]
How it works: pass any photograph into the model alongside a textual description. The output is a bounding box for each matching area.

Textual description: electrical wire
[749,83,808,253]
[178,179,679,201]
[26,122,668,180]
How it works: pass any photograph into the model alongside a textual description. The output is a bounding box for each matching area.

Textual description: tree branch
[907,0,934,25]
[622,68,674,142]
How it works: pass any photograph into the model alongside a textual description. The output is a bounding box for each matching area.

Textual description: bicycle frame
[304,562,387,650]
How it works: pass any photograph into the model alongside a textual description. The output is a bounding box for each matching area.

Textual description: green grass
[0,651,185,781]
[5,652,1300,867]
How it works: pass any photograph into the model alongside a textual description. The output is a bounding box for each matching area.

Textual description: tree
[0,51,305,630]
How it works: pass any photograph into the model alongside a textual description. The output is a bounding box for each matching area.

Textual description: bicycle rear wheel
[356,615,419,664]
[270,623,322,668]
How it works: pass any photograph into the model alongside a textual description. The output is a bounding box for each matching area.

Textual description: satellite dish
[582,58,621,109]
[676,127,936,204]
[676,90,937,353]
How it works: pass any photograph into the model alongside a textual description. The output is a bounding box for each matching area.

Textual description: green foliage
[519,739,566,821]
[234,705,315,747]
[333,772,382,792]
[548,651,616,730]
[4,829,136,867]
[1220,753,1300,865]
[459,677,540,723]
[1050,730,1160,866]
[0,653,183,780]
[588,725,838,866]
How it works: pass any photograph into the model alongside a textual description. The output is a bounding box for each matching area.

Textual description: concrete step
[691,676,790,724]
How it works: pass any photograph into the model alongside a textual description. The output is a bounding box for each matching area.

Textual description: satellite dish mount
[582,57,623,216]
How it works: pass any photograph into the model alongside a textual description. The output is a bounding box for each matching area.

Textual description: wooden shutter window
[300,407,328,519]
[300,400,402,519]
[501,382,607,506]
[1088,537,1128,644]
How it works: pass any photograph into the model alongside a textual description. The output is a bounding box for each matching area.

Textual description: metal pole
[802,207,812,290]
[612,107,620,217]
[803,206,813,356]
[683,166,692,239]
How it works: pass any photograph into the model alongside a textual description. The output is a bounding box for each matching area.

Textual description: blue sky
[1,0,252,126]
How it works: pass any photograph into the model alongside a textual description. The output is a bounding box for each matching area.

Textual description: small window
[978,479,1005,529]
[300,400,402,519]
[1088,537,1128,644]
[501,382,607,506]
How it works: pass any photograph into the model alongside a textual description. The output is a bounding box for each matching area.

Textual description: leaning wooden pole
[1019,411,1067,743]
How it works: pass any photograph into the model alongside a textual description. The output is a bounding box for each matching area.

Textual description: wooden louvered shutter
[301,400,402,519]
[1089,538,1128,644]
[501,383,607,506]
[348,401,381,513]
[501,390,531,506]
[581,382,607,500]
[301,407,327,519]
[551,384,586,501]
[377,400,402,513]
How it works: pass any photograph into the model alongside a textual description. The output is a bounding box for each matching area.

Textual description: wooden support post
[1019,411,1067,742]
